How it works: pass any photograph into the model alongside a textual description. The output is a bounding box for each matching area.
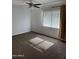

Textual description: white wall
[12,5,60,38]
[31,8,60,38]
[12,5,31,36]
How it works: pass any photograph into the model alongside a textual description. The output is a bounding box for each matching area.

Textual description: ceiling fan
[25,0,42,8]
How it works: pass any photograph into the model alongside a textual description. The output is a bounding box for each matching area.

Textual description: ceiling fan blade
[34,5,40,8]
[34,4,42,5]
[25,2,31,4]
[25,2,32,8]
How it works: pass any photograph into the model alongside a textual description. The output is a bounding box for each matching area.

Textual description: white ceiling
[12,0,66,8]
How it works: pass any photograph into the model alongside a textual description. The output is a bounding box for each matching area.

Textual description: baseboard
[12,31,31,37]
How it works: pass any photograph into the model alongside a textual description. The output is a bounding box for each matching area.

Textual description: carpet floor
[12,32,66,59]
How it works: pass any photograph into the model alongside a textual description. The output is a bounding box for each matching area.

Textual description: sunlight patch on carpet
[28,37,55,52]
[38,41,54,50]
[29,37,44,45]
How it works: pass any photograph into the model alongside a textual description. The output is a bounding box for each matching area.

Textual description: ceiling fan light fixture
[25,1,42,8]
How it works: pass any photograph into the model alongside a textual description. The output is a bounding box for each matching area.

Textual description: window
[42,7,60,28]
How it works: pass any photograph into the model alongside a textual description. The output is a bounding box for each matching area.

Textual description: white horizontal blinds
[42,7,60,29]
[51,8,60,28]
[43,10,52,27]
